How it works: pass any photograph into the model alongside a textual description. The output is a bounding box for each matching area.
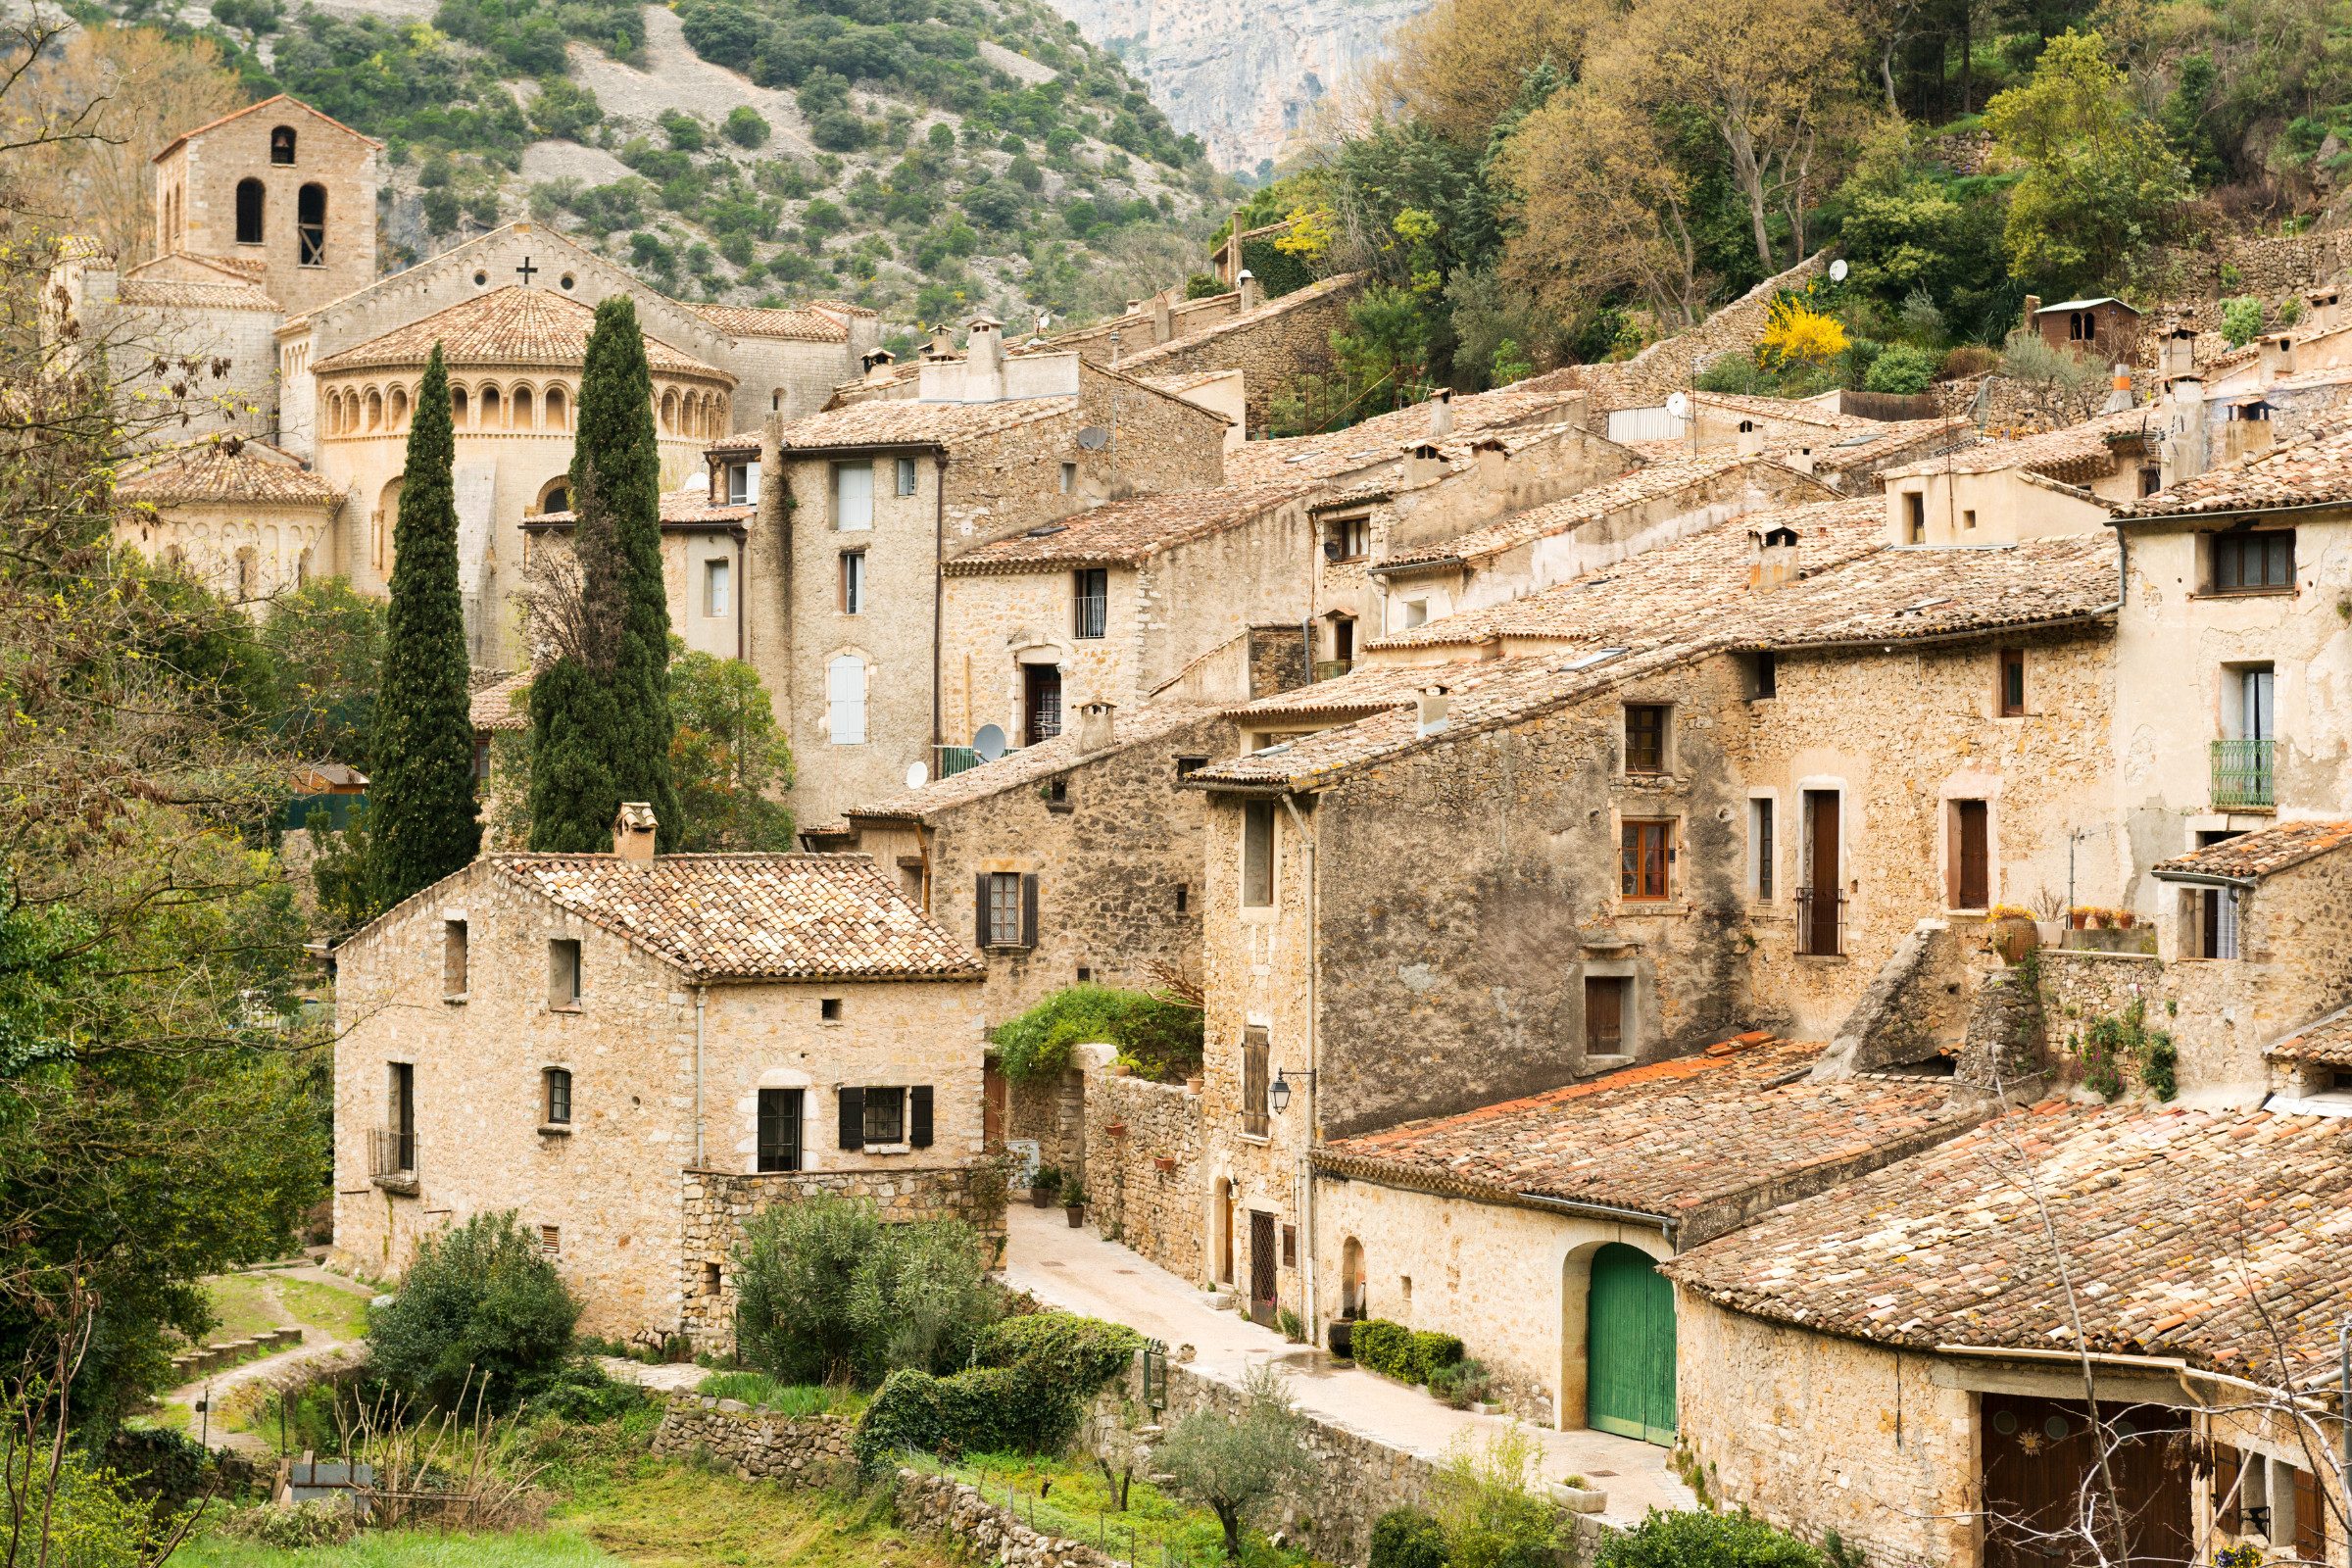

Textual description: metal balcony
[933,746,981,780]
[2211,738,2276,809]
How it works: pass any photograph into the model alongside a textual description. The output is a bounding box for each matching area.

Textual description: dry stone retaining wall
[650,1398,857,1488]
[1577,252,1831,414]
[893,1468,1121,1568]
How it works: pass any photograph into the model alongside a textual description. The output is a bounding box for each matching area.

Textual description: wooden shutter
[975,872,990,947]
[2294,1462,2325,1562]
[1020,874,1039,949]
[908,1086,933,1148]
[837,1087,864,1151]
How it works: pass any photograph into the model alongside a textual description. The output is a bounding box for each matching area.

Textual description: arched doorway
[1587,1243,1675,1445]
[1340,1236,1366,1318]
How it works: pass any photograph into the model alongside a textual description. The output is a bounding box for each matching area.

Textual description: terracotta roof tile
[314,287,724,378]
[117,276,280,313]
[469,670,532,734]
[695,303,851,342]
[945,484,1310,572]
[1221,377,1591,488]
[1318,1035,1980,1241]
[1882,407,2160,482]
[849,702,1227,823]
[116,439,343,508]
[491,854,981,981]
[2268,1007,2352,1067]
[1665,1103,2352,1381]
[710,394,1078,456]
[2151,818,2352,881]
[2117,420,2352,519]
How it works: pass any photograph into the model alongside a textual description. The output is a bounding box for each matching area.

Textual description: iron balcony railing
[1072,593,1107,640]
[369,1126,415,1180]
[933,745,981,780]
[1794,887,1845,957]
[2211,738,2276,809]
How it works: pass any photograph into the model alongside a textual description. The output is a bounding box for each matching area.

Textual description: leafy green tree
[1154,1362,1316,1562]
[669,648,796,851]
[368,1211,581,1410]
[259,576,385,766]
[368,346,479,907]
[733,1196,1000,1386]
[1985,29,2188,292]
[723,105,770,147]
[528,298,680,851]
[2220,295,2266,348]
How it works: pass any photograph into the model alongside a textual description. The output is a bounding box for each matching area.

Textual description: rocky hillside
[1042,0,1428,174]
[139,0,1231,337]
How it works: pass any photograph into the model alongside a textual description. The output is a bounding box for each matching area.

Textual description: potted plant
[1327,1319,1355,1358]
[1030,1165,1062,1209]
[2070,906,2093,930]
[2032,889,2068,950]
[1986,903,2038,963]
[1061,1176,1089,1228]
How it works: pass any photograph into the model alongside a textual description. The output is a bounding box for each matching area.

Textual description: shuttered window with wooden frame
[976,871,1038,949]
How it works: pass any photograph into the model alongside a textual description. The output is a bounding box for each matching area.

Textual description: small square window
[1176,756,1207,778]
[820,997,842,1021]
[1624,705,1669,774]
[704,557,731,617]
[443,919,468,997]
[539,1224,561,1256]
[1076,964,1093,983]
[549,939,582,1008]
[1060,462,1077,494]
[1998,649,2026,716]
[1904,492,1926,543]
[1175,884,1189,914]
[703,1260,722,1296]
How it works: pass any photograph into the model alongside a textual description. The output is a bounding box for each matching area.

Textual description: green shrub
[521,1361,647,1423]
[733,1195,998,1386]
[2221,296,2265,348]
[1372,1505,1451,1568]
[973,1311,1143,1392]
[854,1362,1075,1469]
[1409,1330,1465,1383]
[368,1211,580,1409]
[1349,1318,1417,1382]
[1432,1425,1565,1568]
[1864,342,1939,394]
[1427,1356,1492,1410]
[1594,1507,1830,1568]
[724,106,771,148]
[991,983,1203,1084]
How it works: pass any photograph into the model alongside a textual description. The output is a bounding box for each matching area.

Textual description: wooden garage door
[1587,1244,1676,1446]
[1982,1394,2191,1568]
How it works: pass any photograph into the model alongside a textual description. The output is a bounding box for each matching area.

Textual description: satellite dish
[1664,391,1690,420]
[973,723,1007,761]
[1075,425,1109,451]
[1829,259,1849,282]
[905,761,929,790]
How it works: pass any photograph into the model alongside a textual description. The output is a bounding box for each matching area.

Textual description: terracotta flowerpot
[1106,1122,1128,1138]
[1029,1189,1053,1209]
[1064,1204,1085,1229]
[1153,1156,1177,1174]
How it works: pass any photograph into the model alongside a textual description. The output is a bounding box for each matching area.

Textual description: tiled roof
[2269,1006,2352,1067]
[1807,417,1971,471]
[1221,377,1592,488]
[1377,453,1817,569]
[1880,408,2159,483]
[1690,391,1855,429]
[1137,370,1237,396]
[491,854,982,981]
[469,670,532,734]
[1112,273,1367,373]
[531,485,753,529]
[944,484,1309,573]
[117,276,280,313]
[1665,1103,2352,1382]
[848,701,1226,824]
[1197,503,2116,790]
[1372,496,1886,651]
[1317,1035,1981,1243]
[695,303,850,342]
[2116,421,2352,519]
[711,394,1078,456]
[314,287,724,378]
[116,439,343,508]
[2151,818,2352,881]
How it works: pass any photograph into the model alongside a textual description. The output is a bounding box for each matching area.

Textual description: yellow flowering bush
[1759,296,1848,368]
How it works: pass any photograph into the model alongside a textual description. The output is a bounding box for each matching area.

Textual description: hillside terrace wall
[1575,253,1830,415]
[651,1398,858,1487]
[1111,276,1365,435]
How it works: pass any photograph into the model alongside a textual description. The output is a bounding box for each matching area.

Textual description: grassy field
[691,1372,864,1418]
[177,1530,616,1568]
[202,1276,289,1344]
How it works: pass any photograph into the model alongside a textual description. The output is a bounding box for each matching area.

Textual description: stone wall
[1574,252,1832,415]
[650,1398,857,1488]
[893,1468,1120,1568]
[1113,274,1367,435]
[1080,1069,1205,1284]
[1812,919,1983,1078]
[678,1162,1006,1348]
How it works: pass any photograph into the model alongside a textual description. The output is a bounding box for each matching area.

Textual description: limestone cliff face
[1043,0,1430,172]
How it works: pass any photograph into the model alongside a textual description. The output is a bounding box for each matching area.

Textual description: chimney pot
[1736,420,1764,457]
[1427,387,1455,440]
[612,802,658,861]
[1416,687,1450,736]
[1075,701,1115,754]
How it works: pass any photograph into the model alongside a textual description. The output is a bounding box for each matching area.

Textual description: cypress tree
[527,297,680,850]
[369,345,480,900]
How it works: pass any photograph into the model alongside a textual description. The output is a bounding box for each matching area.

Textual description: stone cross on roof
[515,256,538,286]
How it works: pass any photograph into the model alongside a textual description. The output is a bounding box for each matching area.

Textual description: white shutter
[827,655,866,745]
[835,463,873,530]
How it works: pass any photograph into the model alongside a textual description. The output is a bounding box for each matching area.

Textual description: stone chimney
[1075,700,1115,754]
[1427,387,1455,440]
[2100,364,2136,415]
[1736,420,1765,457]
[1749,524,1799,591]
[2161,323,2198,382]
[2021,294,2042,331]
[2225,408,2276,465]
[965,314,1006,401]
[1236,269,1262,312]
[2261,332,2296,381]
[612,802,658,861]
[923,323,956,361]
[1785,446,1817,476]
[862,347,897,384]
[1416,686,1450,737]
[1152,293,1173,344]
[1473,437,1509,493]
[2309,287,2341,333]
[2164,375,2208,484]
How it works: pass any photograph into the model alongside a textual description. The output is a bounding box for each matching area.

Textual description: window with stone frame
[1241,802,1276,907]
[757,1087,803,1171]
[443,919,468,996]
[1326,514,1369,562]
[895,457,918,496]
[548,938,582,1007]
[2211,528,2295,593]
[1621,819,1674,901]
[1623,704,1670,774]
[978,871,1037,949]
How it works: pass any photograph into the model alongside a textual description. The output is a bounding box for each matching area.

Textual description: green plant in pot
[1031,1165,1063,1209]
[1061,1176,1089,1228]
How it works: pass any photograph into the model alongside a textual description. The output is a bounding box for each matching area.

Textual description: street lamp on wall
[1270,1067,1313,1115]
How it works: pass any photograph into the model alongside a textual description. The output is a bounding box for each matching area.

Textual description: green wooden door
[1587,1244,1677,1445]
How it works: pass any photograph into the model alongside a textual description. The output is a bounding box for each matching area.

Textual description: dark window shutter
[838,1087,864,1151]
[1020,874,1039,949]
[909,1086,933,1148]
[976,872,990,947]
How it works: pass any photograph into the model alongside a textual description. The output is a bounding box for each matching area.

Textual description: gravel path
[158,1265,376,1459]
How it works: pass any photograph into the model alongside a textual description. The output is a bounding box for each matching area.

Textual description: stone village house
[330,808,996,1340]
